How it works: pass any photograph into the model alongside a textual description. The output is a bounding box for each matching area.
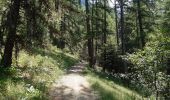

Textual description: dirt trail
[49,62,99,100]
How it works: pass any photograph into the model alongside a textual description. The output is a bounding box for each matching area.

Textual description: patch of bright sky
[109,0,115,8]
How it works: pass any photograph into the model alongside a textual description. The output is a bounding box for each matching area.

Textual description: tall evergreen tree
[1,0,21,67]
[85,0,94,67]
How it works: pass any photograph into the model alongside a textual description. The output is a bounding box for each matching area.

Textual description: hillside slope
[0,46,78,99]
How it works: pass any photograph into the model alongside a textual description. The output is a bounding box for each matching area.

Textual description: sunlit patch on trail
[49,63,99,100]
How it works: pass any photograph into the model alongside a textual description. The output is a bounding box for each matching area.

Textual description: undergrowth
[85,68,155,100]
[0,46,78,100]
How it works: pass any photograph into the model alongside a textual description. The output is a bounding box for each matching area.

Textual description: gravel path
[49,62,99,100]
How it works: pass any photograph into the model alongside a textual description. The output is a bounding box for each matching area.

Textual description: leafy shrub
[126,41,170,98]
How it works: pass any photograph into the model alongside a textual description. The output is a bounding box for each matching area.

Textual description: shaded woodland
[0,0,169,99]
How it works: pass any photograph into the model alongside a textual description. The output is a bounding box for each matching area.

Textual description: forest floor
[49,62,99,100]
[0,47,144,100]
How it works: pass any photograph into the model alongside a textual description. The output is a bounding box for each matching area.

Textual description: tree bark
[103,0,107,44]
[92,0,96,66]
[137,0,145,48]
[103,0,107,72]
[119,0,127,73]
[114,0,119,48]
[85,0,94,68]
[95,0,98,66]
[24,0,33,46]
[1,0,21,67]
[0,30,3,56]
[167,58,170,75]
[120,0,125,54]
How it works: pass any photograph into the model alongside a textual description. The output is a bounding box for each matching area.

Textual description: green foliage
[0,0,169,99]
[0,67,17,76]
[85,69,143,100]
[0,46,78,99]
[99,44,125,73]
[162,0,170,36]
[126,38,170,98]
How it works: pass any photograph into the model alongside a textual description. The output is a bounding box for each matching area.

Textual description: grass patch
[0,46,78,99]
[85,69,149,100]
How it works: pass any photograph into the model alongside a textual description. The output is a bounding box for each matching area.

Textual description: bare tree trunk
[119,0,127,73]
[92,0,96,66]
[0,29,3,46]
[85,0,94,68]
[1,0,21,67]
[103,0,107,44]
[24,0,33,46]
[95,0,98,66]
[114,0,119,48]
[0,31,3,56]
[137,0,145,48]
[103,0,107,72]
[120,0,125,54]
[167,58,170,75]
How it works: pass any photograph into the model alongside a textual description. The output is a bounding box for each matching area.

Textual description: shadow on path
[49,62,99,100]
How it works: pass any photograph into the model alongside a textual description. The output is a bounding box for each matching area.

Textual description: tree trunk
[79,0,81,6]
[85,0,94,68]
[114,0,119,48]
[95,0,98,66]
[25,0,33,46]
[119,0,127,73]
[0,30,3,56]
[137,0,145,48]
[167,58,170,75]
[1,0,21,67]
[92,0,96,66]
[103,0,107,72]
[103,0,107,44]
[120,0,125,54]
